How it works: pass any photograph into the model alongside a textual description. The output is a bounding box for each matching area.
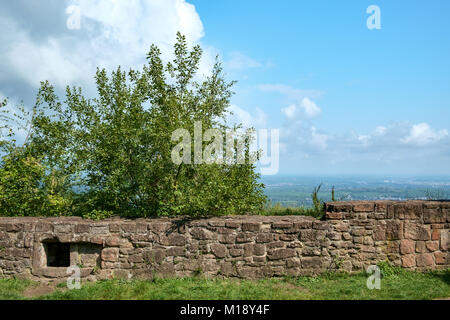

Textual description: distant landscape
[261,175,450,207]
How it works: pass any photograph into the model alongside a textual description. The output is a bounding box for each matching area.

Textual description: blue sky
[196,0,450,175]
[1,1,449,175]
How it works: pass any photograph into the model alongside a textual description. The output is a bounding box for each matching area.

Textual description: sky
[0,0,449,175]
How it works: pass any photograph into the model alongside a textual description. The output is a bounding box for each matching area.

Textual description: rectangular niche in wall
[40,240,102,269]
[43,240,71,267]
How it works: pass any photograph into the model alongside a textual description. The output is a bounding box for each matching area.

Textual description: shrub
[1,33,266,218]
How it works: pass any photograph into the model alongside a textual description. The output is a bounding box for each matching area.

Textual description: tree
[11,32,266,218]
[0,99,72,216]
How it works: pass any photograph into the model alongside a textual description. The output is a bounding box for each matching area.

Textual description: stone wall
[0,201,448,282]
[324,200,449,270]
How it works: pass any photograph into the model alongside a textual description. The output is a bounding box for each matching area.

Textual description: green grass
[1,269,448,300]
[257,183,325,218]
[0,278,35,300]
[258,206,320,217]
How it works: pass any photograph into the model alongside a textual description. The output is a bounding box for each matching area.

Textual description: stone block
[256,233,273,243]
[423,208,446,224]
[385,221,403,240]
[241,222,260,232]
[353,202,375,213]
[267,248,296,260]
[404,222,430,241]
[434,252,447,265]
[400,239,415,254]
[210,243,227,258]
[101,248,119,262]
[416,253,434,267]
[395,203,422,220]
[401,254,416,268]
[301,257,322,268]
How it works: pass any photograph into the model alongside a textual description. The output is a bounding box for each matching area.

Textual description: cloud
[401,123,448,146]
[259,83,323,121]
[281,104,296,118]
[281,98,321,119]
[310,127,329,150]
[277,119,450,174]
[277,89,450,159]
[224,51,271,71]
[0,0,209,104]
[227,104,268,129]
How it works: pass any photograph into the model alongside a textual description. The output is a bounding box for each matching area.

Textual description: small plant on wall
[311,184,325,219]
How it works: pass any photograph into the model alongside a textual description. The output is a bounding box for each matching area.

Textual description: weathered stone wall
[0,201,448,282]
[324,201,449,270]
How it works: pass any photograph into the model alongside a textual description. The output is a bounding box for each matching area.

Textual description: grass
[1,269,448,300]
[0,278,35,300]
[258,205,321,217]
[257,183,326,219]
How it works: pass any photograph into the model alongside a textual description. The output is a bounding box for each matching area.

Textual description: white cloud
[225,52,261,70]
[336,122,449,152]
[228,104,267,129]
[281,104,296,118]
[374,126,387,136]
[0,0,209,96]
[277,120,450,174]
[224,51,272,71]
[310,127,328,150]
[401,123,448,146]
[260,83,323,122]
[281,98,321,119]
[6,35,86,89]
[301,98,321,118]
[279,113,449,155]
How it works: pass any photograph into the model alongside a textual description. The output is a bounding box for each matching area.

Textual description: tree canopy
[0,33,266,219]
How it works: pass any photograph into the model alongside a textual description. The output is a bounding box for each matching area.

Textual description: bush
[0,33,266,218]
[0,151,73,217]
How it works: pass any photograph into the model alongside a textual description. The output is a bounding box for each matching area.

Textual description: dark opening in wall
[43,241,70,267]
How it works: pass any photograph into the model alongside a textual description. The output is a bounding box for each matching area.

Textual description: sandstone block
[400,239,415,254]
[401,254,416,268]
[353,202,374,213]
[256,233,273,243]
[386,221,403,240]
[441,230,449,251]
[102,248,119,262]
[241,222,260,232]
[190,228,216,240]
[210,243,227,258]
[404,222,430,241]
[416,253,434,267]
[326,212,342,220]
[426,241,439,252]
[267,248,296,260]
[423,209,446,224]
[415,241,427,253]
[301,256,322,268]
[434,252,447,265]
[395,203,422,220]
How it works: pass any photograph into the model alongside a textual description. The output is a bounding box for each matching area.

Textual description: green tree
[0,99,72,216]
[15,32,266,218]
